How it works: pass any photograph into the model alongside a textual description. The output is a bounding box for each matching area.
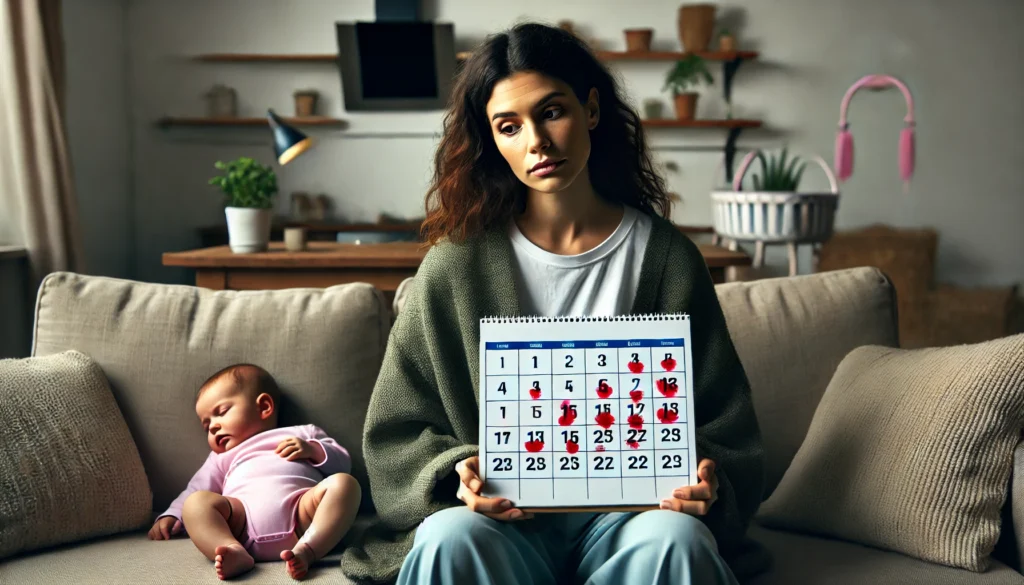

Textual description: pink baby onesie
[160,424,351,560]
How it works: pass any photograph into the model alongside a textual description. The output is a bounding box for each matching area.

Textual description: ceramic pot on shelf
[673,92,699,120]
[677,4,717,52]
[624,28,653,52]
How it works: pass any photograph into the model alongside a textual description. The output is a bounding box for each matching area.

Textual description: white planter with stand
[225,207,272,253]
[711,152,840,276]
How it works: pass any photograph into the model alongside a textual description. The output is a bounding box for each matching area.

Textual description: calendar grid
[480,315,696,510]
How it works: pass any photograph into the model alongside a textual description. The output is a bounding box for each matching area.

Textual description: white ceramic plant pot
[225,207,272,253]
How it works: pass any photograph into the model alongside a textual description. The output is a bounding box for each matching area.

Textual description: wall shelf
[193,53,337,62]
[192,50,758,64]
[597,50,758,61]
[156,116,346,128]
[182,47,765,181]
[641,118,761,129]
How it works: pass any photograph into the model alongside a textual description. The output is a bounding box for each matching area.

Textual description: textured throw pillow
[757,333,1024,572]
[0,350,152,559]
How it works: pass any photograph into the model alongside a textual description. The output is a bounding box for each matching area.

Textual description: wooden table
[163,241,751,298]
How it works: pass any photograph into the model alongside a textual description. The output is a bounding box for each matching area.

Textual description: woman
[341,22,766,585]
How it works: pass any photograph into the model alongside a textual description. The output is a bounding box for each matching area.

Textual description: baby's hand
[275,437,325,464]
[147,516,182,540]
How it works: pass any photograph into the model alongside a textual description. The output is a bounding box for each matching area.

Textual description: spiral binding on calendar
[480,313,689,324]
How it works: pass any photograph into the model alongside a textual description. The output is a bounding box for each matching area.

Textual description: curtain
[0,0,84,282]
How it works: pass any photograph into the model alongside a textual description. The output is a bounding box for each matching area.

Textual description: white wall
[64,0,132,279]
[69,0,1024,290]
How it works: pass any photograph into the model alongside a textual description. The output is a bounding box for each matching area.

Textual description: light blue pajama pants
[396,506,740,585]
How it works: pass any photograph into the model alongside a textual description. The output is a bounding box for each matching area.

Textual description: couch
[2,266,1023,584]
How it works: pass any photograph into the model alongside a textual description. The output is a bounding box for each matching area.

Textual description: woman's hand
[455,456,533,521]
[660,458,719,515]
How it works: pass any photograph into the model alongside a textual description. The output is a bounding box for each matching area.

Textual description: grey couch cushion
[0,351,151,559]
[746,524,1024,585]
[0,532,356,584]
[715,267,899,498]
[31,273,390,513]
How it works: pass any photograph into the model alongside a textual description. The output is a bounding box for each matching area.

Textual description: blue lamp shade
[267,109,314,165]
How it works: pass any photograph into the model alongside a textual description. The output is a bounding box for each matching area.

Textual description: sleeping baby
[147,363,361,580]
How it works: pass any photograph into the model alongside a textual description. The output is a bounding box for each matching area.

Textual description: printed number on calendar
[661,454,684,469]
[661,428,682,442]
[626,428,647,443]
[492,457,513,471]
[560,456,580,470]
[627,455,649,470]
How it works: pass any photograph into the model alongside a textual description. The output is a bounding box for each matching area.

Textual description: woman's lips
[530,159,566,176]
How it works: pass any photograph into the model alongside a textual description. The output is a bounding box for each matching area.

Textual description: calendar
[478,314,697,510]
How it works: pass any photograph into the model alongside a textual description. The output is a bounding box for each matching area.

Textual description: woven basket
[711,152,840,244]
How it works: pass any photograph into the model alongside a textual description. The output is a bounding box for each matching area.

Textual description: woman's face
[485,71,599,194]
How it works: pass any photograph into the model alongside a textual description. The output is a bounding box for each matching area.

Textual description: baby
[147,364,361,580]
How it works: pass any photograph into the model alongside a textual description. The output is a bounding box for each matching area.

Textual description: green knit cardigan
[341,214,768,583]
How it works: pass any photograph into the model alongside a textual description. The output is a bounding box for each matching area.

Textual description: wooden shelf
[157,116,345,128]
[597,50,758,61]
[194,53,337,62]
[192,50,756,63]
[642,118,762,129]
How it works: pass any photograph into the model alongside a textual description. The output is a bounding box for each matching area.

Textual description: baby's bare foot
[214,543,254,580]
[280,542,316,580]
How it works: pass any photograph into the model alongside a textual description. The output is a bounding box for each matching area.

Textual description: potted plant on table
[663,54,713,120]
[209,157,278,253]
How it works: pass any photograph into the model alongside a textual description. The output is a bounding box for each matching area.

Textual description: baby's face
[196,379,271,454]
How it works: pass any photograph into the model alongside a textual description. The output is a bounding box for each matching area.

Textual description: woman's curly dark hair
[420,21,671,245]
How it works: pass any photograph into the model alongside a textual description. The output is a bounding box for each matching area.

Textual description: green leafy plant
[208,157,278,209]
[750,147,806,191]
[662,54,713,95]
[719,28,732,37]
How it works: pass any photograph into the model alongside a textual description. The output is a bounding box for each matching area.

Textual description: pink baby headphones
[835,74,916,188]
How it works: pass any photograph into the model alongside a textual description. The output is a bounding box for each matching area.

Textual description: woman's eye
[499,124,518,135]
[544,106,563,119]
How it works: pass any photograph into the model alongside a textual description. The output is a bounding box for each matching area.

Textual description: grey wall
[64,0,132,279]
[65,0,1024,290]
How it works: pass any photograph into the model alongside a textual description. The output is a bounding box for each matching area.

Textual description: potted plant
[663,54,713,120]
[624,28,653,52]
[718,28,736,52]
[209,157,278,253]
[710,147,841,275]
[293,89,319,117]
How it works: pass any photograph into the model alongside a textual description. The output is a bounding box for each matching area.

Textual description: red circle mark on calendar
[626,439,640,449]
[656,407,679,424]
[661,357,677,371]
[627,361,645,373]
[595,445,606,452]
[629,390,643,402]
[557,400,577,426]
[656,378,678,397]
[529,388,542,399]
[524,440,544,452]
[627,414,644,429]
[566,441,579,454]
[596,381,613,399]
[594,411,615,428]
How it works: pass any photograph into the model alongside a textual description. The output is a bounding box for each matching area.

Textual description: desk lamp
[267,109,314,165]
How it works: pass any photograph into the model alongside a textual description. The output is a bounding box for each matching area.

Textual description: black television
[336,22,457,111]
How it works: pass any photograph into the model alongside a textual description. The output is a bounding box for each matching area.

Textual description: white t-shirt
[509,206,652,317]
